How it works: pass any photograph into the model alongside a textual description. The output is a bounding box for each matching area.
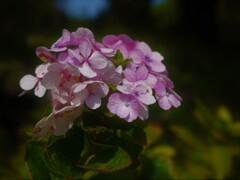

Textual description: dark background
[0,0,240,178]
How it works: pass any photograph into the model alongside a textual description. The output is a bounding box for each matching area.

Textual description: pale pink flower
[19,63,50,97]
[117,80,156,106]
[154,80,182,110]
[129,42,166,73]
[107,93,140,122]
[71,81,109,109]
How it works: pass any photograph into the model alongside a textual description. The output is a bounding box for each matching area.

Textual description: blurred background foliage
[0,0,240,179]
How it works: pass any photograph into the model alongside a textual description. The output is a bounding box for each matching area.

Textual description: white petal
[71,88,89,106]
[35,63,50,78]
[52,105,83,136]
[79,62,97,78]
[34,81,46,97]
[20,74,38,90]
[73,83,88,93]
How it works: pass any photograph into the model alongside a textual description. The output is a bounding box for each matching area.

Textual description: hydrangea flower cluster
[19,28,181,137]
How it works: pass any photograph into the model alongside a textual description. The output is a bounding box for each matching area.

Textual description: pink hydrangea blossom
[19,27,182,136]
[107,93,140,122]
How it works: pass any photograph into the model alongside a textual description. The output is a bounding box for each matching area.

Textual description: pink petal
[138,104,148,120]
[86,95,101,109]
[168,94,181,108]
[136,65,148,81]
[79,40,91,58]
[117,105,130,119]
[93,82,109,98]
[89,51,108,69]
[123,68,136,82]
[71,88,89,106]
[79,62,97,78]
[68,49,83,63]
[158,96,172,110]
[129,50,144,64]
[102,35,119,47]
[107,93,121,113]
[145,74,157,88]
[100,48,115,57]
[138,42,152,56]
[74,28,94,39]
[151,51,164,62]
[138,93,156,105]
[20,75,38,90]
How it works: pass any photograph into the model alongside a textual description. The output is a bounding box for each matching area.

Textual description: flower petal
[42,71,61,89]
[86,95,101,109]
[34,81,46,97]
[129,50,144,64]
[89,51,108,69]
[138,42,152,56]
[19,75,38,90]
[71,88,89,106]
[168,94,181,108]
[138,93,156,105]
[52,105,83,136]
[79,62,97,78]
[79,40,91,58]
[158,96,171,110]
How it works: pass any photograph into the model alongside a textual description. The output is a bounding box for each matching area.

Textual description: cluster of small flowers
[19,28,181,137]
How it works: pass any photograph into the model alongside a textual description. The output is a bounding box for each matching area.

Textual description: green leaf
[25,141,55,180]
[114,50,124,61]
[112,50,132,68]
[43,124,85,179]
[116,125,147,146]
[208,146,231,180]
[80,147,132,173]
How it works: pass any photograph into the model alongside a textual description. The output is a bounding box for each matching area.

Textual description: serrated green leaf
[79,147,132,173]
[25,141,54,180]
[42,125,85,179]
